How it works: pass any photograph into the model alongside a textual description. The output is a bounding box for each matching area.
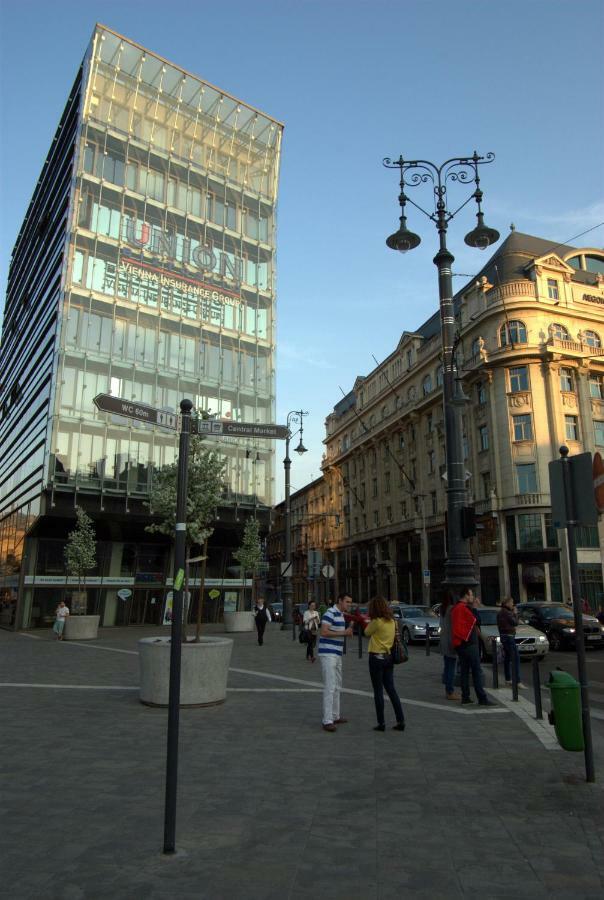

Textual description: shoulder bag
[391,622,409,665]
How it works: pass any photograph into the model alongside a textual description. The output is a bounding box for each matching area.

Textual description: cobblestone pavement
[2,624,603,899]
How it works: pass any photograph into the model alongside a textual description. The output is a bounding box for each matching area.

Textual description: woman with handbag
[303,599,321,662]
[364,596,405,732]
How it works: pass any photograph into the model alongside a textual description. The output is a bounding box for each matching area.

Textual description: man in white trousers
[318,593,353,732]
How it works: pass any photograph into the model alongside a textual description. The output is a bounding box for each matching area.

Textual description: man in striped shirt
[318,593,353,732]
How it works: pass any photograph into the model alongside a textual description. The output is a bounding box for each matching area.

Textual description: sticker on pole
[174,568,185,591]
[594,452,604,514]
[209,589,220,599]
[117,588,132,601]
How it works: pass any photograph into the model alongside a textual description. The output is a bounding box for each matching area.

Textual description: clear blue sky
[1,0,603,501]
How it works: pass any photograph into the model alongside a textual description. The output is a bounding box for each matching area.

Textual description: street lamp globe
[295,439,307,455]
[386,214,421,253]
[464,211,500,250]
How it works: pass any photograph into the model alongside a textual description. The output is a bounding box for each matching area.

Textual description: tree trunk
[194,538,208,642]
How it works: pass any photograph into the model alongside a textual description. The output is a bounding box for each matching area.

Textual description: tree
[233,517,263,611]
[64,506,97,612]
[146,436,226,640]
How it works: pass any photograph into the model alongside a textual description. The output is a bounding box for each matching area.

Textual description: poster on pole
[162,590,191,625]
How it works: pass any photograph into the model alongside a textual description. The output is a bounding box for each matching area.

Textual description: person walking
[440,594,460,700]
[318,593,353,732]
[364,596,405,732]
[53,600,69,640]
[497,597,524,687]
[253,597,271,646]
[303,599,321,662]
[451,586,495,706]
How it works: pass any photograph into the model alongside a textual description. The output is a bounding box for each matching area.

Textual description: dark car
[518,602,604,652]
[269,602,283,623]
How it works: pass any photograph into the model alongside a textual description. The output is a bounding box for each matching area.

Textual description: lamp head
[295,439,307,456]
[464,211,499,250]
[386,215,421,253]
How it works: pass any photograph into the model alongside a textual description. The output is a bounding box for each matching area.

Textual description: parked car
[517,602,604,652]
[269,602,283,623]
[398,606,441,644]
[344,604,371,634]
[473,606,549,661]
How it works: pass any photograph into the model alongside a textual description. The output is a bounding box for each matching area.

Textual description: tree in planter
[233,517,263,612]
[146,436,226,641]
[64,506,97,614]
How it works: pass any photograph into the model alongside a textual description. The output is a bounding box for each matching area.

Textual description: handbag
[391,623,409,665]
[299,627,309,644]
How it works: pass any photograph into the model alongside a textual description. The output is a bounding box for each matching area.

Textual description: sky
[1,0,603,501]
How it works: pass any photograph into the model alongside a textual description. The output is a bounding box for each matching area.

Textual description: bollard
[532,657,543,720]
[511,656,519,702]
[358,624,363,659]
[491,638,499,689]
[292,616,296,642]
[425,628,431,656]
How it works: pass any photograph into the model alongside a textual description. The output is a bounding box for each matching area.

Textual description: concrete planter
[138,636,233,708]
[223,610,254,632]
[63,615,100,641]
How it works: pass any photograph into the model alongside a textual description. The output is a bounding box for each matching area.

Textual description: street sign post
[194,420,288,439]
[94,393,179,430]
[549,451,598,527]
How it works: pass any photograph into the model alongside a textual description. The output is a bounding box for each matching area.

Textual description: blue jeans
[456,643,488,703]
[369,654,404,726]
[500,634,520,683]
[442,655,457,694]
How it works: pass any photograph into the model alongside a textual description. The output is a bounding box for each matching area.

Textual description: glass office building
[0,25,283,629]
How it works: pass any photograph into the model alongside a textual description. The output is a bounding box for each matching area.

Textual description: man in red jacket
[451,586,494,706]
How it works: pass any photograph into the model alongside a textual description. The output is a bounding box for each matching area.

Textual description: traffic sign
[194,419,288,439]
[549,451,599,527]
[594,452,604,514]
[423,569,431,585]
[94,394,179,430]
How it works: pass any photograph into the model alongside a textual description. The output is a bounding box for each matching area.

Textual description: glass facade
[0,26,283,628]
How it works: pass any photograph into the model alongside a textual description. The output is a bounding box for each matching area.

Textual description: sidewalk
[1,624,603,899]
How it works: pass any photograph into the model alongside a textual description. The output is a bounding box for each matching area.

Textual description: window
[436,365,443,387]
[583,331,601,349]
[512,414,533,442]
[386,506,392,523]
[500,320,527,346]
[560,367,574,392]
[575,525,600,549]
[406,349,413,368]
[477,381,487,404]
[551,323,569,340]
[518,514,543,549]
[478,425,489,451]
[482,473,491,499]
[564,415,579,441]
[373,511,380,528]
[385,472,391,494]
[509,366,529,393]
[427,413,433,433]
[594,421,604,446]
[372,478,378,499]
[547,279,559,300]
[422,374,432,396]
[471,337,480,357]
[428,450,435,473]
[589,373,604,399]
[516,464,537,494]
[431,492,437,515]
[401,500,407,519]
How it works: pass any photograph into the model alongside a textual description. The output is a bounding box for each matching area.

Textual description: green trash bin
[548,670,584,751]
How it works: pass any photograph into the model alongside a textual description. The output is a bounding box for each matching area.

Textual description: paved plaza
[2,624,604,899]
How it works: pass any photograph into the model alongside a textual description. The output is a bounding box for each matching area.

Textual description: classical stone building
[0,25,283,629]
[281,231,604,608]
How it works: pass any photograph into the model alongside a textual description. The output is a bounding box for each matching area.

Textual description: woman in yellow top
[364,596,405,732]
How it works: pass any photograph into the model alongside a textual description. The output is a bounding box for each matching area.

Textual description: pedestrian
[439,593,460,700]
[53,600,69,640]
[497,597,524,688]
[364,596,405,732]
[303,599,320,662]
[318,593,353,732]
[253,596,271,646]
[581,597,590,615]
[451,586,495,706]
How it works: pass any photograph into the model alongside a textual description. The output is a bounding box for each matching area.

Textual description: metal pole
[560,446,595,783]
[163,398,192,854]
[511,657,519,702]
[491,638,499,689]
[434,223,476,594]
[282,431,292,628]
[532,658,543,720]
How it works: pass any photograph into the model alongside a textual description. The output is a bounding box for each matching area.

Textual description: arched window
[436,364,443,387]
[583,330,601,349]
[500,320,527,346]
[551,323,569,340]
[471,337,480,357]
[422,374,432,396]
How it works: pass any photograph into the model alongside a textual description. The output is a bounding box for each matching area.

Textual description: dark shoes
[333,718,348,725]
[392,722,405,731]
[461,698,474,705]
[373,724,385,732]
[479,699,497,707]
[322,723,337,733]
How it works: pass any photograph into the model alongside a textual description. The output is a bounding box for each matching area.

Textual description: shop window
[575,525,600,548]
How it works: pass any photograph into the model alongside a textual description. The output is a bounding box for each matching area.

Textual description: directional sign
[93,394,179,430]
[194,420,288,439]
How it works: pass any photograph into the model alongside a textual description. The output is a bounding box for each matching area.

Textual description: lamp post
[282,410,308,626]
[383,152,499,596]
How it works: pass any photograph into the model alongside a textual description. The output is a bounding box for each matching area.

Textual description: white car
[474,606,549,661]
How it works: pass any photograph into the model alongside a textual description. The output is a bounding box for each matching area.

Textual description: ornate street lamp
[383,152,499,595]
[282,409,308,626]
